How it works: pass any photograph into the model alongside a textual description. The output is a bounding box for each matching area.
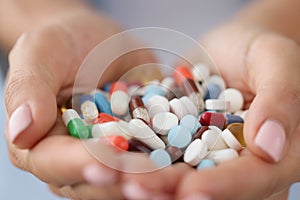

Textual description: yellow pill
[227,123,246,147]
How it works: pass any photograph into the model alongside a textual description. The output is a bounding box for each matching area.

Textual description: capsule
[182,79,205,113]
[80,99,99,123]
[62,109,89,139]
[110,81,130,116]
[93,113,120,124]
[99,135,129,151]
[199,112,226,130]
[129,96,151,124]
[173,66,194,87]
[94,92,113,115]
[227,123,246,147]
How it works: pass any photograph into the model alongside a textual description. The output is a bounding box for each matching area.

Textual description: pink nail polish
[8,104,32,143]
[122,181,152,200]
[254,120,286,162]
[182,193,211,200]
[82,164,117,185]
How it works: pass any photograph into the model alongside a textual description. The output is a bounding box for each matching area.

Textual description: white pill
[201,129,228,150]
[234,109,248,120]
[179,96,198,117]
[208,126,222,134]
[207,75,226,90]
[207,149,239,164]
[129,119,166,149]
[92,121,131,139]
[145,95,170,118]
[111,91,129,116]
[192,64,210,81]
[221,129,243,151]
[81,101,99,123]
[169,98,188,120]
[205,99,230,111]
[161,77,176,92]
[184,139,208,166]
[62,109,80,126]
[152,112,178,135]
[218,88,244,113]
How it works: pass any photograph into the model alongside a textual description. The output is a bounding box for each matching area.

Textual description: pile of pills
[62,64,248,170]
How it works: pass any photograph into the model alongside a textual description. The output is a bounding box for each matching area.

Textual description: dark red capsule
[199,112,226,130]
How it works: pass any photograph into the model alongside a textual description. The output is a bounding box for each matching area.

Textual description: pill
[91,121,131,139]
[205,99,230,112]
[62,109,89,139]
[173,66,194,86]
[93,113,120,124]
[218,88,244,113]
[204,82,222,100]
[99,135,129,151]
[208,125,222,134]
[225,113,244,124]
[80,100,99,123]
[196,159,216,170]
[152,112,178,135]
[201,129,228,150]
[179,96,198,117]
[180,114,201,135]
[207,149,239,164]
[221,129,243,151]
[150,149,172,168]
[128,138,153,153]
[193,126,209,140]
[102,82,113,93]
[129,96,151,124]
[129,119,166,149]
[165,146,183,162]
[141,93,156,104]
[192,63,210,82]
[199,112,226,129]
[169,98,188,120]
[110,82,129,116]
[207,75,226,90]
[168,125,192,149]
[145,84,166,97]
[227,123,246,147]
[94,92,113,115]
[181,79,205,112]
[161,76,176,92]
[184,139,208,166]
[145,95,170,118]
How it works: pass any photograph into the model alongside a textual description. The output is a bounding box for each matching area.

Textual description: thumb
[5,30,71,149]
[243,33,300,162]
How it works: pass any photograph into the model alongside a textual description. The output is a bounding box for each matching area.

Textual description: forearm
[0,0,92,50]
[234,0,300,43]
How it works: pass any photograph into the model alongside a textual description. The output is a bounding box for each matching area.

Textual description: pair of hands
[4,8,300,200]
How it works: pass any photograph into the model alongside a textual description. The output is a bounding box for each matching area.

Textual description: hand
[120,24,300,200]
[4,8,156,199]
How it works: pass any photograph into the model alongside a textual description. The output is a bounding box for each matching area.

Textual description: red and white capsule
[110,81,130,116]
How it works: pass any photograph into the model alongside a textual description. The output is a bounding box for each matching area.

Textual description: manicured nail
[182,193,211,200]
[122,181,152,200]
[8,104,32,143]
[82,164,117,185]
[254,120,286,162]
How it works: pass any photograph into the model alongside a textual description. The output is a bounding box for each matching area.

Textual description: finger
[242,33,300,162]
[176,150,297,200]
[5,26,77,149]
[49,183,123,200]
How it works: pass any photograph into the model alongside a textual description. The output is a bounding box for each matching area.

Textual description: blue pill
[102,83,112,93]
[168,125,192,149]
[150,149,172,168]
[94,92,113,115]
[146,85,166,97]
[197,159,216,170]
[180,115,201,135]
[79,94,94,104]
[141,93,156,104]
[204,83,222,100]
[225,114,244,124]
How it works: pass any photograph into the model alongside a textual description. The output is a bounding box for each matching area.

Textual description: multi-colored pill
[129,96,151,124]
[110,81,130,116]
[62,109,89,139]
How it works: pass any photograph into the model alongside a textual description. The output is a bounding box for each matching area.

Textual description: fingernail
[182,193,211,200]
[122,181,152,200]
[254,120,286,162]
[8,104,32,143]
[82,164,117,185]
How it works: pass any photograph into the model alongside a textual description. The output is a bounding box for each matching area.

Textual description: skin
[1,0,300,199]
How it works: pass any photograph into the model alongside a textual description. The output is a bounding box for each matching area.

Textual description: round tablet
[180,114,201,135]
[152,112,178,135]
[201,129,228,150]
[184,139,208,166]
[150,149,172,168]
[145,95,170,118]
[218,88,244,113]
[196,159,216,170]
[205,99,230,111]
[221,129,243,151]
[207,149,239,164]
[179,96,198,117]
[168,125,192,149]
[169,98,188,120]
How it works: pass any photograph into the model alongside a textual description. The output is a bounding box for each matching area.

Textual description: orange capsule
[109,81,128,95]
[173,66,194,87]
[93,113,120,124]
[99,135,129,151]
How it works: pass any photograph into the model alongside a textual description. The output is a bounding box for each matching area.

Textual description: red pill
[99,135,129,151]
[129,96,150,124]
[199,112,226,130]
[109,81,128,95]
[173,66,194,87]
[93,113,120,124]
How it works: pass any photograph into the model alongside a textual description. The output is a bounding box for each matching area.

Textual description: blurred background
[0,0,299,199]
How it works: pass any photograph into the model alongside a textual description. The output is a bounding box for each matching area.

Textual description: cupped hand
[4,9,156,199]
